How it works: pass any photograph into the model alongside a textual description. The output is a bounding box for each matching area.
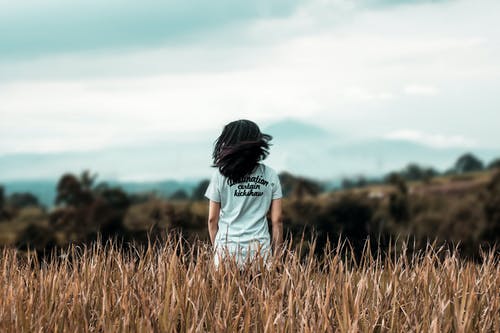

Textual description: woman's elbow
[272,214,283,227]
[208,216,219,226]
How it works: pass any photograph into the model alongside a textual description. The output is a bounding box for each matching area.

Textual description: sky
[1,0,499,155]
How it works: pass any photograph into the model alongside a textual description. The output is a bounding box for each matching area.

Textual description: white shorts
[213,239,271,268]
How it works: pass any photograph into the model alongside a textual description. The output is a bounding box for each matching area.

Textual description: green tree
[454,153,484,174]
[170,189,189,201]
[56,174,92,207]
[80,170,97,191]
[487,158,500,170]
[278,172,296,197]
[52,171,131,242]
[95,185,130,210]
[55,170,99,207]
[316,194,373,257]
[278,172,322,199]
[0,185,4,208]
[354,175,368,188]
[402,163,425,181]
[192,179,210,200]
[292,178,322,199]
[386,173,410,222]
[341,178,355,190]
[0,185,7,221]
[483,171,500,243]
[400,163,438,181]
[8,192,40,209]
[422,167,439,183]
[385,172,408,194]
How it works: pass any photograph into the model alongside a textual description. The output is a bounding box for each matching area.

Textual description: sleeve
[271,170,283,200]
[204,170,221,202]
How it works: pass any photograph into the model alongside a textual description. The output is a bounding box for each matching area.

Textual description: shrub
[400,163,439,181]
[278,172,322,199]
[169,189,189,201]
[483,171,500,243]
[0,185,4,208]
[7,192,40,210]
[316,194,373,256]
[454,153,484,174]
[15,224,56,252]
[487,158,500,170]
[192,179,210,200]
[387,174,409,223]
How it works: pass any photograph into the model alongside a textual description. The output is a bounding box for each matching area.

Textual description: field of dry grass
[1,237,499,332]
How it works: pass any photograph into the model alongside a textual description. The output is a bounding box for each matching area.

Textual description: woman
[204,119,283,267]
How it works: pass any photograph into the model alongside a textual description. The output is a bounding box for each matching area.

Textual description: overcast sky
[1,0,499,154]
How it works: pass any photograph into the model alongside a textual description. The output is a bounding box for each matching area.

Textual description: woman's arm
[270,198,283,253]
[207,200,221,245]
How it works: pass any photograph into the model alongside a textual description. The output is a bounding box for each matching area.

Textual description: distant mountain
[328,139,471,175]
[264,119,331,142]
[2,179,200,208]
[1,118,499,191]
[120,180,199,199]
[2,180,57,208]
[267,135,500,179]
[0,140,214,181]
[347,139,498,169]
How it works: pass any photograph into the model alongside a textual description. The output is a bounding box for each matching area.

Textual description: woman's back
[205,119,283,267]
[205,163,282,248]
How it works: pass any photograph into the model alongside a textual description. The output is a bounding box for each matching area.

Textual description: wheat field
[0,237,498,333]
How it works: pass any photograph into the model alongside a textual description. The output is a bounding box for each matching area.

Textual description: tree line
[1,152,499,259]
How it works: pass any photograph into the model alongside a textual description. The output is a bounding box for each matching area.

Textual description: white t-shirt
[204,163,283,265]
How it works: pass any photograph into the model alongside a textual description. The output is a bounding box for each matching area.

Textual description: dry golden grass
[0,237,498,332]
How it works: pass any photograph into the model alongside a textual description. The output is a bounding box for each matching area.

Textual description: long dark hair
[212,120,272,182]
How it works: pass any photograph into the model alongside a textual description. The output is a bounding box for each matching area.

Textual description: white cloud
[384,129,477,148]
[343,86,395,101]
[0,71,322,153]
[1,0,499,155]
[403,84,439,96]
